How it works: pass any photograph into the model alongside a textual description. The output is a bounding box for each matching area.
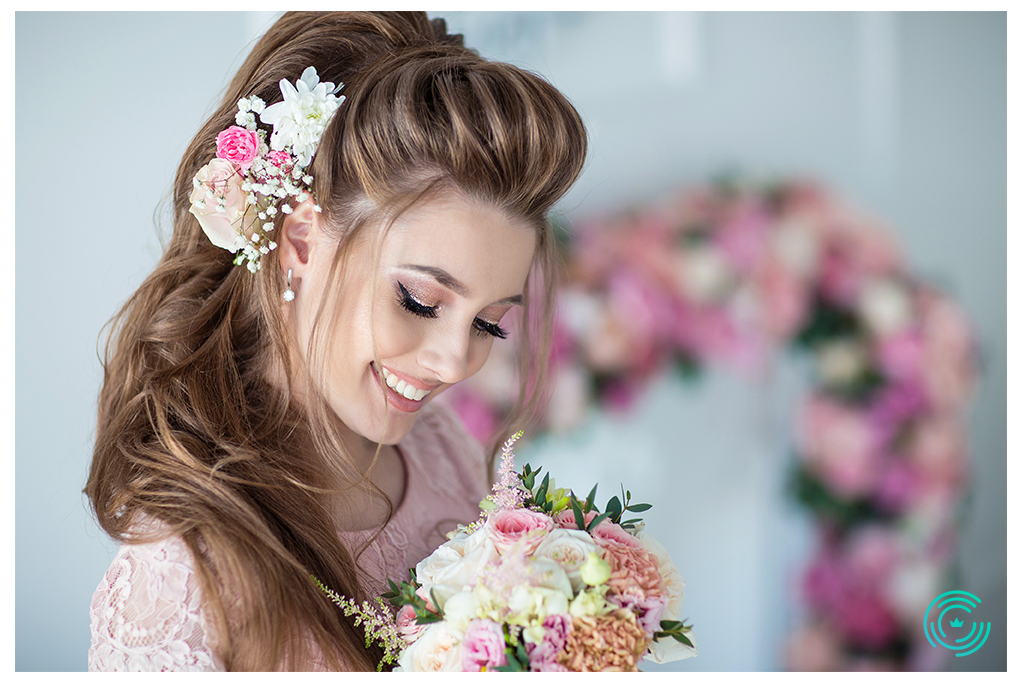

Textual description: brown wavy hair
[85,11,586,671]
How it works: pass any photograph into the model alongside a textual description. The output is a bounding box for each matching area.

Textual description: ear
[277,200,322,281]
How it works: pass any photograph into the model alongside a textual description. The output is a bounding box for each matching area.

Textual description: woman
[85,12,586,671]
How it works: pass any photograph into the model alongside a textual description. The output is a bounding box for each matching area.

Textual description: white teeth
[380,366,429,402]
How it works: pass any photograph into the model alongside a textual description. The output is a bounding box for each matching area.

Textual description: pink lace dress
[87,402,490,671]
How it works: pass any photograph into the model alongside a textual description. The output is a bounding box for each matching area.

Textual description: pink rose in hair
[461,619,507,671]
[188,158,249,252]
[486,508,554,555]
[216,126,260,170]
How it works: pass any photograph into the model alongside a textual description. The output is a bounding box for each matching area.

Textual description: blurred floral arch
[443,180,977,672]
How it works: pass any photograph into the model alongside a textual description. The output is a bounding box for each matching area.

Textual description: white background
[15,11,1007,671]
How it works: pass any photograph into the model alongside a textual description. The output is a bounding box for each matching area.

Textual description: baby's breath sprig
[312,576,404,671]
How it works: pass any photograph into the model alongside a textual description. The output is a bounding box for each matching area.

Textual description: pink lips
[370,363,438,414]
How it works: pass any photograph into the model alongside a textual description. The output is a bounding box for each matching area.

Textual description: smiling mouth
[380,366,432,402]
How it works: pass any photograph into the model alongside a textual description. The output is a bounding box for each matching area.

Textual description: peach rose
[188,158,249,252]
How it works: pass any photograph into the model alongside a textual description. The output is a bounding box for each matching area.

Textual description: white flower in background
[677,245,733,303]
[858,278,914,336]
[772,218,820,277]
[260,66,344,166]
[814,339,868,387]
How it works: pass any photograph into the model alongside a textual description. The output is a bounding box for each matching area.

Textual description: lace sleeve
[88,535,222,671]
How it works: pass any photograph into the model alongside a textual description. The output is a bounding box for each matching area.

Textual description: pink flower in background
[215,125,260,170]
[846,525,902,585]
[874,330,925,382]
[872,458,919,512]
[798,395,883,499]
[909,417,967,488]
[758,259,811,340]
[461,619,507,671]
[448,391,498,445]
[715,200,771,271]
[920,294,976,411]
[785,622,843,672]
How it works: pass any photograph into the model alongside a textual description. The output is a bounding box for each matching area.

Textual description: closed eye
[474,318,508,339]
[398,281,508,339]
[397,281,438,319]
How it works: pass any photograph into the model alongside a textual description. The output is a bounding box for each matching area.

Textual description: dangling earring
[282,268,295,302]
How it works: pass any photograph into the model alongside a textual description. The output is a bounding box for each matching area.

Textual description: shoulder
[89,531,221,671]
[404,399,490,499]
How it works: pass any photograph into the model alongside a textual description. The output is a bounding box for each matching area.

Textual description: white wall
[15,11,1005,671]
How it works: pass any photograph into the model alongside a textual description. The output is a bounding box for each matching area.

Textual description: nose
[417,324,472,385]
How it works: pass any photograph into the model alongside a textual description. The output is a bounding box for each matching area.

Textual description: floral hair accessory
[189,66,344,272]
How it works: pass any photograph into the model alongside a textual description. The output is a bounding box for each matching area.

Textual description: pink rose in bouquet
[487,508,555,555]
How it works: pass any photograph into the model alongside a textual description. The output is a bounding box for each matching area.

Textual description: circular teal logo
[922,590,991,657]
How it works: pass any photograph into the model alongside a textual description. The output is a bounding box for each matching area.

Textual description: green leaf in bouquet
[536,473,551,511]
[620,517,643,530]
[586,511,611,532]
[624,503,652,513]
[672,632,694,648]
[604,495,622,521]
[570,493,586,531]
[585,484,598,513]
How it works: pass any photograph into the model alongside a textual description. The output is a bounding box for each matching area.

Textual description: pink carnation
[461,619,507,671]
[487,508,554,555]
[216,126,260,170]
[266,150,294,172]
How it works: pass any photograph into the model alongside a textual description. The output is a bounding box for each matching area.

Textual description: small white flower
[237,97,250,112]
[281,204,293,214]
[266,206,277,216]
[248,96,265,114]
[313,204,322,213]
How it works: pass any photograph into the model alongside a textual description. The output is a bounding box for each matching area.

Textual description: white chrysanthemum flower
[260,66,344,167]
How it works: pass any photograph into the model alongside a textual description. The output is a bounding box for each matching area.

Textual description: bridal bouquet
[380,432,696,671]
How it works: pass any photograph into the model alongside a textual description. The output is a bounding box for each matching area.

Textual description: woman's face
[291,193,536,447]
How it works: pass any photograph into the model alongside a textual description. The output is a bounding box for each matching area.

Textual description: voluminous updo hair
[87,11,586,671]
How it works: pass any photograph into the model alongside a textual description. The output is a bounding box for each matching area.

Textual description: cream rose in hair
[188,159,250,252]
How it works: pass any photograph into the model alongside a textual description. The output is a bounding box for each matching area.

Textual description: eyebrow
[399,264,524,306]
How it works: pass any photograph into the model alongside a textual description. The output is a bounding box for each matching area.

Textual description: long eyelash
[397,281,438,319]
[398,281,506,339]
[474,318,508,340]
